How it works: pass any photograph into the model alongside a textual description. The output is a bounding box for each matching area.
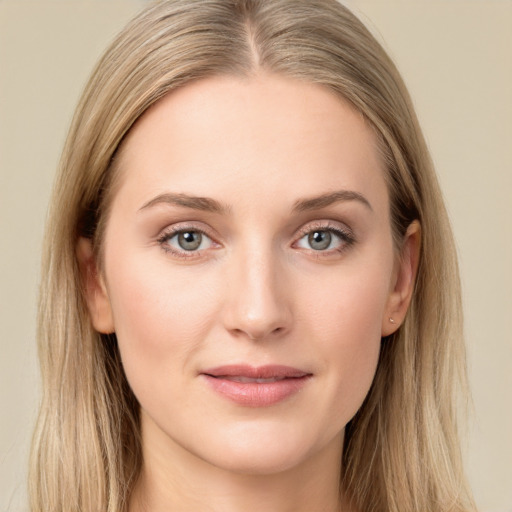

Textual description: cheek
[105,253,220,390]
[303,254,391,347]
[300,258,392,421]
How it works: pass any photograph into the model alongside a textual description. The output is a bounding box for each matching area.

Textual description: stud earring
[389,317,395,324]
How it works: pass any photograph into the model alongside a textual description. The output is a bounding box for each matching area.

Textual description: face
[81,73,416,477]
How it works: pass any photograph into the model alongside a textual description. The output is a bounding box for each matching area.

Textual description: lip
[200,365,312,407]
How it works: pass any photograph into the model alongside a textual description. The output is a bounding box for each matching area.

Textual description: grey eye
[308,230,332,250]
[177,231,203,251]
[159,228,215,256]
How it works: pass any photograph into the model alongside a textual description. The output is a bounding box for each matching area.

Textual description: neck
[129,415,351,512]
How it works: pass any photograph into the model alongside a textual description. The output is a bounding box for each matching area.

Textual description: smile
[201,365,312,407]
[220,376,287,383]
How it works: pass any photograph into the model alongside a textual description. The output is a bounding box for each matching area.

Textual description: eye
[303,230,335,251]
[173,231,207,251]
[158,227,215,257]
[294,224,355,253]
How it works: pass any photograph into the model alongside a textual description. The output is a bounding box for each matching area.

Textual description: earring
[389,317,395,324]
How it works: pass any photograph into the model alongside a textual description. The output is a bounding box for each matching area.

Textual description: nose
[221,244,292,341]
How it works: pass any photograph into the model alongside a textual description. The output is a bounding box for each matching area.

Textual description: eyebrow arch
[139,193,230,214]
[292,190,373,212]
[139,189,372,215]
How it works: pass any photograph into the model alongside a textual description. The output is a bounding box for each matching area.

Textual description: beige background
[0,1,510,511]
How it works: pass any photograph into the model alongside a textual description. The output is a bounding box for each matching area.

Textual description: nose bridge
[223,237,291,340]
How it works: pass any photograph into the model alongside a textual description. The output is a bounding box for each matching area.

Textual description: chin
[206,447,310,476]
[191,420,342,476]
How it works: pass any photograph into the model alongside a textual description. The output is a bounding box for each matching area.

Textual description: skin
[78,73,420,512]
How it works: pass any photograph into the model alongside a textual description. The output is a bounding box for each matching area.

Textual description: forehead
[114,73,388,214]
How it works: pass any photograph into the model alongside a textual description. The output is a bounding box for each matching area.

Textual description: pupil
[178,231,202,251]
[309,230,331,250]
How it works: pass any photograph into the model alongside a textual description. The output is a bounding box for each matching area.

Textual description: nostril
[222,274,292,341]
[245,325,286,341]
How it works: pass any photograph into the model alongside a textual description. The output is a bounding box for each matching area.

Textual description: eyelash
[156,221,356,260]
[294,221,356,256]
[157,225,215,260]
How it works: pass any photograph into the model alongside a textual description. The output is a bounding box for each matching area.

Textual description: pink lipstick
[201,365,312,407]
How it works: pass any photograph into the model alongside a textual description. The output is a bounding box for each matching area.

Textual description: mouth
[200,365,312,407]
[203,364,310,379]
[216,375,290,383]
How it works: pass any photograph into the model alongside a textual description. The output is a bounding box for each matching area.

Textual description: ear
[381,220,421,337]
[76,237,115,334]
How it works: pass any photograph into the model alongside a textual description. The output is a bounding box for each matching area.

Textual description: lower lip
[202,375,311,407]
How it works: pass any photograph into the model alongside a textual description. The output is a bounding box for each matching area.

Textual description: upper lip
[202,364,311,379]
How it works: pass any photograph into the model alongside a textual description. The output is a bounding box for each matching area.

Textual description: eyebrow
[138,189,372,214]
[139,193,230,214]
[292,190,373,212]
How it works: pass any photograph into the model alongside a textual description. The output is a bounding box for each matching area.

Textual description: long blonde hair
[30,1,476,511]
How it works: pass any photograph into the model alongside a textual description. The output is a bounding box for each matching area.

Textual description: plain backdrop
[0,1,511,511]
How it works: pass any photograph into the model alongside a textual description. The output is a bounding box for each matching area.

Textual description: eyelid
[155,219,355,260]
[156,222,221,259]
[294,220,353,238]
[292,220,356,254]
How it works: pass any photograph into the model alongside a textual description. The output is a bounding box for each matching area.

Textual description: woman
[30,1,476,511]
